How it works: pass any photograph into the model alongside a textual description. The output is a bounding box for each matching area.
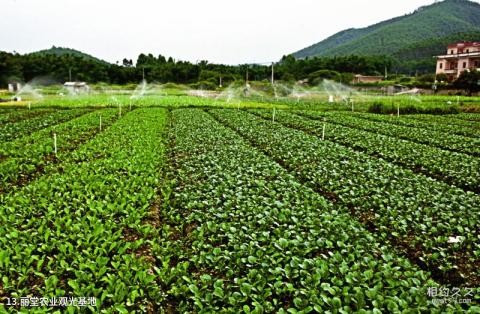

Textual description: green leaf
[67,279,79,291]
[240,283,253,296]
[331,297,341,308]
[214,287,224,298]
[293,297,303,308]
[364,270,374,280]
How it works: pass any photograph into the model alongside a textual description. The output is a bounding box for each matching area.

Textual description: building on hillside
[435,41,480,81]
[64,82,90,94]
[352,75,384,84]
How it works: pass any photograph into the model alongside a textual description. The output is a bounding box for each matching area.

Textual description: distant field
[0,97,479,312]
[1,91,480,114]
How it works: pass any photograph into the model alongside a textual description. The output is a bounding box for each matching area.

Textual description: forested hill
[293,0,480,71]
[29,46,109,64]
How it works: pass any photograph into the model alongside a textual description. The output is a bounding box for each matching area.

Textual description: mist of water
[216,84,242,102]
[317,80,359,102]
[14,80,45,100]
[130,80,148,99]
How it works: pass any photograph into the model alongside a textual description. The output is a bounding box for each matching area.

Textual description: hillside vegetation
[29,46,109,64]
[294,0,480,72]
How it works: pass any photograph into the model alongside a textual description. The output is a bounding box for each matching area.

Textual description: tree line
[0,51,393,88]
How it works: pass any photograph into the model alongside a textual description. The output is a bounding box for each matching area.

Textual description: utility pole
[69,68,72,82]
[142,67,145,81]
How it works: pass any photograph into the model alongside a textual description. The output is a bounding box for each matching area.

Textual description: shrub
[367,102,459,115]
[189,80,218,90]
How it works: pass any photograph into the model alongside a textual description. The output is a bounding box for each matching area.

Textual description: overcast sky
[1,0,442,64]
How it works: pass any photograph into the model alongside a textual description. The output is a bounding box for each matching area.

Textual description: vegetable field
[0,104,479,313]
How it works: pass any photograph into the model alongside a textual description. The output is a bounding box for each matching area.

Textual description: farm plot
[0,105,478,312]
[347,112,480,138]
[211,109,480,289]
[250,109,480,194]
[297,111,480,157]
[448,113,480,122]
[0,108,166,313]
[0,108,56,125]
[0,108,92,142]
[401,115,480,131]
[151,108,456,313]
[0,108,121,194]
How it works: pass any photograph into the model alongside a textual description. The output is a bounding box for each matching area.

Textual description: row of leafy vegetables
[211,110,479,293]
[0,109,120,194]
[0,108,167,313]
[150,109,471,312]
[296,111,480,157]
[348,112,480,138]
[250,110,480,193]
[0,107,478,312]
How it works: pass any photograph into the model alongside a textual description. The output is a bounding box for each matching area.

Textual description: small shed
[352,75,384,84]
[8,82,22,93]
[64,82,89,94]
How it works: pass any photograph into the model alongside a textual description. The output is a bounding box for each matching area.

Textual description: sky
[1,0,440,65]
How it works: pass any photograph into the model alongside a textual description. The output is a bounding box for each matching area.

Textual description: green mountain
[293,0,480,71]
[29,46,109,64]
